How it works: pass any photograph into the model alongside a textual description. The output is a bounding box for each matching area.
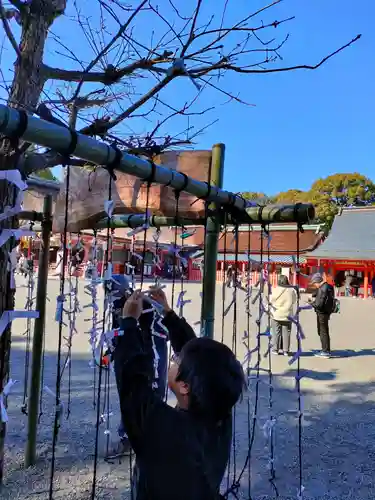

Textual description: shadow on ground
[1,345,374,500]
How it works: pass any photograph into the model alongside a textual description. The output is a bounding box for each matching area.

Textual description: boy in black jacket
[114,288,245,500]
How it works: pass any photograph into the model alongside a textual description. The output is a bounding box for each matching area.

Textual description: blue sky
[0,0,372,196]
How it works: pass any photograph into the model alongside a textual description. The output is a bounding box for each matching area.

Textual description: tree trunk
[0,7,56,484]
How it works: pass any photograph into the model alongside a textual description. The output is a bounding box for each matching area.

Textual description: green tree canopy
[274,189,307,204]
[242,191,274,204]
[241,172,375,227]
[35,168,59,182]
[310,173,375,206]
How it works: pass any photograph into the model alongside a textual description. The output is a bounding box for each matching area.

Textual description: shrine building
[307,206,375,298]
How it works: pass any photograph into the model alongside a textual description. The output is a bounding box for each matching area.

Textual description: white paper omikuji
[44,386,64,418]
[0,170,28,191]
[104,199,114,218]
[0,379,18,423]
[297,485,305,499]
[0,190,24,222]
[7,246,18,289]
[0,310,39,338]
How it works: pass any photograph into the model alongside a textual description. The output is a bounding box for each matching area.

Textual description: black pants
[316,313,331,352]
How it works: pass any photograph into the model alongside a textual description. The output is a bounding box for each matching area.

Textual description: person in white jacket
[270,275,297,356]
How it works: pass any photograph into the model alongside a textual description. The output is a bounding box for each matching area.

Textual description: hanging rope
[228,223,240,496]
[21,224,35,416]
[60,232,82,419]
[139,163,154,290]
[264,225,278,496]
[153,227,161,286]
[296,225,304,499]
[47,124,79,496]
[88,228,99,409]
[226,221,263,500]
[246,224,252,498]
[220,217,228,345]
[48,160,71,500]
[91,171,113,500]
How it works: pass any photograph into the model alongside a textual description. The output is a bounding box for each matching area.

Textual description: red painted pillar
[364,268,369,299]
[188,258,193,280]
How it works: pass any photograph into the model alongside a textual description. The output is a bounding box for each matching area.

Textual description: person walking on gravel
[270,275,297,356]
[309,273,337,358]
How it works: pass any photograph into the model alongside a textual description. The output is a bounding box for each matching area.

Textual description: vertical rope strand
[22,227,35,415]
[265,227,278,496]
[221,218,228,345]
[91,174,113,500]
[246,224,252,498]
[230,223,239,490]
[48,163,71,499]
[140,181,152,290]
[296,226,304,499]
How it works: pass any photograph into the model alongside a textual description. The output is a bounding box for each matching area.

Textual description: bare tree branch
[69,0,147,101]
[189,34,361,76]
[42,57,170,83]
[79,73,175,135]
[0,0,362,180]
[0,0,21,57]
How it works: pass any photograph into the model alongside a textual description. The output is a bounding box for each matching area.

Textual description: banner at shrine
[53,150,212,233]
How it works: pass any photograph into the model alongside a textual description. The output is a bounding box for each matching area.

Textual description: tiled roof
[217,253,306,264]
[308,207,375,261]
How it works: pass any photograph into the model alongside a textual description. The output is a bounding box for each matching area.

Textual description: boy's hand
[123,290,143,320]
[149,287,171,313]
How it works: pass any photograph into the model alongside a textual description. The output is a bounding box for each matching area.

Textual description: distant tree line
[242,173,375,227]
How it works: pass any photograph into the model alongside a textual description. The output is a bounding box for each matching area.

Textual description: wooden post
[364,268,369,299]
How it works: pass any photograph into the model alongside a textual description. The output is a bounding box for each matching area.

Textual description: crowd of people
[269,272,338,359]
[225,263,339,359]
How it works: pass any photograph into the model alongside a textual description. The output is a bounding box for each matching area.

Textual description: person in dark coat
[114,288,245,500]
[371,276,375,298]
[309,273,335,358]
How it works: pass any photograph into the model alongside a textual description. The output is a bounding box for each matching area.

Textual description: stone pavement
[1,279,374,499]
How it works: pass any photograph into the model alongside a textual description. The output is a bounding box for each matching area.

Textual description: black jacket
[312,282,334,314]
[114,311,232,500]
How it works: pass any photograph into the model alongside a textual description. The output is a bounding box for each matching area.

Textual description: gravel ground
[1,278,375,499]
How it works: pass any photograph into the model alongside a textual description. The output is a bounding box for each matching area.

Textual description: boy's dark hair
[176,338,245,422]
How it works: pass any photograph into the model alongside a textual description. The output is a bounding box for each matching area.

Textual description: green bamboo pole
[25,195,52,467]
[0,105,247,212]
[245,203,315,224]
[200,144,225,338]
[95,214,206,230]
[18,210,44,223]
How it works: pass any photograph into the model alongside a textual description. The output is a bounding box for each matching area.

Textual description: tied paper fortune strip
[0,310,39,338]
[0,170,28,191]
[0,190,24,223]
[8,246,18,289]
[127,210,151,237]
[104,200,114,218]
[0,379,18,423]
[167,58,201,91]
